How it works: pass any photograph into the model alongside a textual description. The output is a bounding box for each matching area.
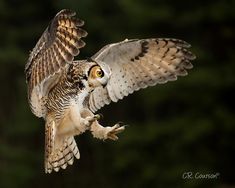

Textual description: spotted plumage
[25,9,196,173]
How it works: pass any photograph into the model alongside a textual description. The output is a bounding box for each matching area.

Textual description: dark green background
[0,0,234,187]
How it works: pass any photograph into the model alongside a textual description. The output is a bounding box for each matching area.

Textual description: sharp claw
[95,113,103,120]
[116,121,124,126]
[99,113,104,119]
[98,113,103,119]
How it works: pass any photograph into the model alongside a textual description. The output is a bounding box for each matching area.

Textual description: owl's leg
[65,107,94,135]
[90,121,125,141]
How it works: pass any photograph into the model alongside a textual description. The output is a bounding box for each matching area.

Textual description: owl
[25,9,196,173]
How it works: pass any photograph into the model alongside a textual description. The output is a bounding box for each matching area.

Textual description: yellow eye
[96,69,104,78]
[90,66,104,78]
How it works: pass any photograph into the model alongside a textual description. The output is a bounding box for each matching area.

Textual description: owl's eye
[95,69,104,78]
[89,65,104,78]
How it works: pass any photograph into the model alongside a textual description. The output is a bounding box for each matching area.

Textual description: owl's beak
[102,82,107,88]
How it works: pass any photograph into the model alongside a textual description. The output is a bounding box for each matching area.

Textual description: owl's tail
[44,118,80,173]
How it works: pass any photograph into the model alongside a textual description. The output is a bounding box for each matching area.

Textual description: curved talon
[116,121,124,126]
[95,113,103,120]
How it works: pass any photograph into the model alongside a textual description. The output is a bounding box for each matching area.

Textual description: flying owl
[25,9,196,173]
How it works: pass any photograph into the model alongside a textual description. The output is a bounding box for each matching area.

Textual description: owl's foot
[90,121,125,140]
[105,123,125,141]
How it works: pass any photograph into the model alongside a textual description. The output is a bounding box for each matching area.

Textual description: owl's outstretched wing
[25,9,87,117]
[88,38,196,112]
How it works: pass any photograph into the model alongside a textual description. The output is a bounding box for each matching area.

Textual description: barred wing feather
[25,9,87,117]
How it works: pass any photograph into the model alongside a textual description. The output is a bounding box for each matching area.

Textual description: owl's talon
[95,113,103,120]
[116,121,124,126]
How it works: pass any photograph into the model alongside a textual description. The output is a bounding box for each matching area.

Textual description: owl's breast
[46,78,90,120]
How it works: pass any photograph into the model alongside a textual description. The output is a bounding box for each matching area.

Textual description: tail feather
[44,118,80,173]
[63,147,74,165]
[68,136,80,159]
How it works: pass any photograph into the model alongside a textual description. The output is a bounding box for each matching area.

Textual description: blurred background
[0,0,235,187]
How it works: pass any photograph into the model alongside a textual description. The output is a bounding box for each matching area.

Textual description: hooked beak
[102,82,107,88]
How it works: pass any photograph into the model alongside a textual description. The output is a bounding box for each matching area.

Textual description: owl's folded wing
[88,38,196,112]
[25,9,87,117]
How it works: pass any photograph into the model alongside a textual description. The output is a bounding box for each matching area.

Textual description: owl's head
[67,59,110,91]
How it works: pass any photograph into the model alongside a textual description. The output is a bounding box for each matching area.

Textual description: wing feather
[89,38,196,112]
[25,9,87,117]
